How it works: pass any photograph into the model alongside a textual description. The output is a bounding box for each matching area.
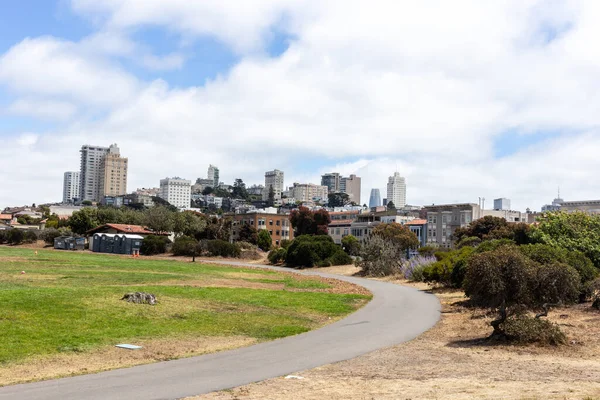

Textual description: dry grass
[192,275,600,400]
[0,336,257,386]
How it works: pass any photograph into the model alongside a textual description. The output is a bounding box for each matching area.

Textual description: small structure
[54,236,85,250]
[91,233,143,255]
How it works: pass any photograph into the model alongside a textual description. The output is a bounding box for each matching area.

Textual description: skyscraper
[63,171,80,203]
[369,189,381,209]
[387,172,407,208]
[493,198,511,211]
[100,144,128,198]
[340,174,361,204]
[263,169,284,201]
[321,173,341,193]
[159,177,192,208]
[80,144,109,202]
[207,165,219,188]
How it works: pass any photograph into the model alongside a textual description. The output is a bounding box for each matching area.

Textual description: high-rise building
[63,172,80,204]
[159,177,192,208]
[387,172,407,208]
[207,165,219,188]
[321,173,341,193]
[369,189,381,209]
[493,198,511,211]
[263,169,284,201]
[80,144,110,202]
[100,144,128,198]
[340,174,361,204]
[289,183,329,202]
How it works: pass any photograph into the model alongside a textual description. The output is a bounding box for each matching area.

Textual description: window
[269,231,273,235]
[335,228,340,235]
[269,220,273,226]
[276,230,280,236]
[276,220,280,226]
[442,215,446,224]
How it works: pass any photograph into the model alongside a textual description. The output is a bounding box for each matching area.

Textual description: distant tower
[79,144,110,202]
[63,172,80,203]
[386,172,407,208]
[207,165,219,188]
[369,189,381,209]
[263,169,285,201]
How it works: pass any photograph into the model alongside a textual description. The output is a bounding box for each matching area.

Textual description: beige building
[263,169,285,201]
[559,200,600,214]
[340,174,361,204]
[289,183,328,202]
[100,144,128,197]
[480,209,524,222]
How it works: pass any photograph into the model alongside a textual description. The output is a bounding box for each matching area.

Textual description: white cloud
[2,1,600,211]
[6,99,77,121]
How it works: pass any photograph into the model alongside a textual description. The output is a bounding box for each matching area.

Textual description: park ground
[194,265,600,400]
[0,246,370,386]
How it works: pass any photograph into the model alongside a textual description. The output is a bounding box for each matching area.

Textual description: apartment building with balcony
[232,212,293,247]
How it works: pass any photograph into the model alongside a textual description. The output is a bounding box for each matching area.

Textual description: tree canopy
[371,222,419,251]
[289,206,331,236]
[328,192,349,207]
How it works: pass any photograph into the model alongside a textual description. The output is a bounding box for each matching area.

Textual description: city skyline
[2,2,600,211]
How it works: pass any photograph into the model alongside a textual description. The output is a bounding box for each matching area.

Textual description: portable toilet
[122,234,144,254]
[92,233,102,252]
[113,234,124,254]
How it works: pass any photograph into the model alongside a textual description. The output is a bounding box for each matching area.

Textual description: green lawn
[0,247,370,365]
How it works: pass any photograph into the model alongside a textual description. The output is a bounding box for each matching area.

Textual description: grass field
[0,247,369,381]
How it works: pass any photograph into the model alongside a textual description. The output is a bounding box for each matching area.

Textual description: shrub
[402,255,436,281]
[237,241,257,250]
[268,248,287,264]
[357,235,404,277]
[327,250,352,266]
[422,247,474,287]
[285,235,340,268]
[533,262,580,305]
[22,230,38,244]
[6,229,24,245]
[39,228,62,245]
[475,238,517,253]
[456,236,481,249]
[502,315,566,346]
[341,235,360,256]
[0,230,7,244]
[140,235,170,255]
[257,229,272,252]
[372,223,420,251]
[205,240,241,258]
[172,236,199,256]
[280,239,292,249]
[418,245,437,257]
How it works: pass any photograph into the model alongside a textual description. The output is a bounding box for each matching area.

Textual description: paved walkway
[0,263,440,400]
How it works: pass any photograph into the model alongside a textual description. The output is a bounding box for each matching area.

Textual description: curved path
[0,262,440,400]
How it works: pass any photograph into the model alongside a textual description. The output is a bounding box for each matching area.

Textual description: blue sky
[1,1,599,210]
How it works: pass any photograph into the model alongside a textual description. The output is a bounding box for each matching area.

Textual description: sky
[1,0,600,211]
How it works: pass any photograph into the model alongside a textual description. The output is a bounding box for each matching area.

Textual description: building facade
[79,144,109,202]
[289,183,328,202]
[63,171,80,204]
[100,144,128,198]
[340,174,361,204]
[481,209,524,222]
[387,172,407,208]
[493,198,511,211]
[263,169,285,201]
[559,200,600,214]
[424,203,481,248]
[159,177,192,208]
[233,212,293,247]
[369,189,381,209]
[321,173,341,193]
[207,165,219,188]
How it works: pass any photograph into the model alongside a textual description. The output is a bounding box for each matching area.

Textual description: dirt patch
[158,278,286,291]
[191,279,600,400]
[0,336,257,387]
[313,264,361,277]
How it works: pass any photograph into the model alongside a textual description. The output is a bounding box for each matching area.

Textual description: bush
[39,228,62,245]
[280,239,292,249]
[0,230,7,244]
[402,255,436,281]
[533,262,580,305]
[417,245,437,257]
[204,240,241,258]
[257,230,272,252]
[237,241,257,250]
[502,315,566,346]
[268,248,287,264]
[357,235,404,276]
[422,247,474,287]
[456,236,481,249]
[341,235,360,256]
[23,230,38,244]
[172,236,199,256]
[6,229,24,245]
[327,250,352,266]
[285,235,340,268]
[475,238,517,253]
[140,235,170,255]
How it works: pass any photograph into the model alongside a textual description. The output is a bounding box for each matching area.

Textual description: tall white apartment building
[387,172,407,208]
[263,169,285,201]
[80,144,109,202]
[159,177,192,208]
[289,183,329,202]
[63,171,80,203]
[207,165,219,188]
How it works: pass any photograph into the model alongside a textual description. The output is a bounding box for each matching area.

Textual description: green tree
[328,192,349,207]
[531,211,600,268]
[386,201,396,210]
[372,222,419,251]
[289,207,331,236]
[239,224,258,244]
[202,186,214,195]
[173,211,207,238]
[68,208,100,234]
[257,229,272,251]
[144,206,175,233]
[232,178,249,200]
[267,185,275,207]
[81,200,93,206]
